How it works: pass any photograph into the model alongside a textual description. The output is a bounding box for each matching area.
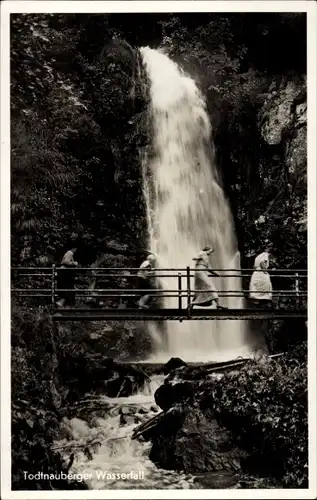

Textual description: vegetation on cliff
[11,13,306,268]
[204,344,308,487]
[11,14,150,267]
[148,345,308,488]
[11,305,89,489]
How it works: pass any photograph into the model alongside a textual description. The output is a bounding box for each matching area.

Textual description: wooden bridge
[11,266,308,322]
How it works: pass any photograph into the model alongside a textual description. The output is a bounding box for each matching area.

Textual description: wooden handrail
[11,266,308,273]
[11,266,308,318]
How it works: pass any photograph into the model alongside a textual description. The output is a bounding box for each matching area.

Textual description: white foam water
[140,47,252,362]
[54,376,194,489]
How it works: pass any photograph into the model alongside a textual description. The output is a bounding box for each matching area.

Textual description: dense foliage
[201,344,308,487]
[11,13,307,269]
[11,14,150,266]
[11,304,89,489]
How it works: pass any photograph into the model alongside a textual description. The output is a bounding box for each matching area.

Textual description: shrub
[202,343,308,487]
[11,303,88,489]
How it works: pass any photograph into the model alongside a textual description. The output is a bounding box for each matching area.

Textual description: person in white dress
[249,252,273,307]
[189,246,227,311]
[249,251,273,353]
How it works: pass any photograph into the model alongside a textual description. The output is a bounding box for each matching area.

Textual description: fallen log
[51,438,102,452]
[131,410,165,440]
[204,359,247,373]
[132,405,185,441]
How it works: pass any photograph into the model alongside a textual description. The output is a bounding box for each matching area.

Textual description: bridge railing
[11,266,308,311]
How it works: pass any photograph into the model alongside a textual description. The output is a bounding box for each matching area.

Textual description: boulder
[193,471,239,489]
[93,361,147,398]
[120,406,136,416]
[102,371,122,397]
[120,414,135,426]
[163,357,188,375]
[174,409,246,472]
[59,419,74,440]
[154,381,194,411]
[150,406,248,474]
[150,405,159,413]
[137,406,149,414]
[120,413,146,426]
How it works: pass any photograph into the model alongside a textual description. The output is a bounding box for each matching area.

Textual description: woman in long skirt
[189,246,226,311]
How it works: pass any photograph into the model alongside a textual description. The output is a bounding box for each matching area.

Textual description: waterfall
[140,47,252,362]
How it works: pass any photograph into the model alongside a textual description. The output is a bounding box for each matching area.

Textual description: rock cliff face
[259,78,307,222]
[268,79,306,201]
[228,76,307,270]
[261,80,306,141]
[262,78,306,202]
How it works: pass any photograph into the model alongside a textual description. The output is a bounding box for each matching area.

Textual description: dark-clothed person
[56,247,78,307]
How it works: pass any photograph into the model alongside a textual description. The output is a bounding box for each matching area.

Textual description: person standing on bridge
[249,251,273,353]
[189,246,227,311]
[56,247,79,308]
[137,253,156,309]
[249,252,273,308]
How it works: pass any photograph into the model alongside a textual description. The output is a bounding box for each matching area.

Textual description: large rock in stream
[145,363,248,476]
[153,360,232,412]
[163,357,188,374]
[154,381,194,411]
[149,405,247,474]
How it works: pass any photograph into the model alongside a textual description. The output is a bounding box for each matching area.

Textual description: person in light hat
[56,246,79,308]
[137,253,157,309]
[248,251,273,353]
[249,251,273,306]
[189,246,227,311]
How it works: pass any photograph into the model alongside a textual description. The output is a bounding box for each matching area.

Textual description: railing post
[186,266,191,313]
[295,272,299,308]
[178,272,182,311]
[52,264,56,308]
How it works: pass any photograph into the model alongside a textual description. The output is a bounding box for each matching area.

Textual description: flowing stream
[140,47,252,362]
[54,376,195,489]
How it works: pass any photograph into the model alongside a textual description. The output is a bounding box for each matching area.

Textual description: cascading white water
[140,47,252,362]
[55,376,195,489]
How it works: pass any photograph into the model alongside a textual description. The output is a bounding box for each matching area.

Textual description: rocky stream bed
[51,355,282,490]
